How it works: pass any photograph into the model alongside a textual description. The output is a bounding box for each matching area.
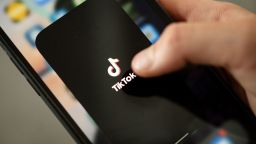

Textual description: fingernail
[132,48,152,72]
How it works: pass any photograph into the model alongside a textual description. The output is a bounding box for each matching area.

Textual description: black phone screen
[0,0,170,143]
[36,0,256,144]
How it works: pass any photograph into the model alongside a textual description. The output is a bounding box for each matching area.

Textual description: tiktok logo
[107,58,137,92]
[107,58,121,77]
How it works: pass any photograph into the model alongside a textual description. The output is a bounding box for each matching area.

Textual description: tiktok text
[112,72,136,92]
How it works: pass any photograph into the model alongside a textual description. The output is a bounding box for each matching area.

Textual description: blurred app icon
[50,8,68,22]
[5,1,30,23]
[25,25,44,48]
[210,137,233,144]
[122,2,138,20]
[35,0,51,6]
[140,23,159,43]
[210,129,233,144]
[73,0,86,6]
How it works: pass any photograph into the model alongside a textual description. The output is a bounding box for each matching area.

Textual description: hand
[132,0,256,115]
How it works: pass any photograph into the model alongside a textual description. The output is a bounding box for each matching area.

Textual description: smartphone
[1,0,256,144]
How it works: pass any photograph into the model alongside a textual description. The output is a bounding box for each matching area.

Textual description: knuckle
[212,2,235,21]
[164,24,185,50]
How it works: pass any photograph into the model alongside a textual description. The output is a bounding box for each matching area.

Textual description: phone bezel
[0,26,91,143]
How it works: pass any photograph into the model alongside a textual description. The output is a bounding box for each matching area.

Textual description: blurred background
[0,0,255,144]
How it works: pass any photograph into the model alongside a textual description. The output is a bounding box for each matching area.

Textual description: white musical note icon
[107,58,121,77]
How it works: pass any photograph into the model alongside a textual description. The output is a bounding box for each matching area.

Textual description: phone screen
[1,0,256,144]
[0,0,166,143]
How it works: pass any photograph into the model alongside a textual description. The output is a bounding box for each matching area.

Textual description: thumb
[132,22,242,77]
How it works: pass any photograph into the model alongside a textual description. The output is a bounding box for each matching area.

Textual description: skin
[131,0,256,115]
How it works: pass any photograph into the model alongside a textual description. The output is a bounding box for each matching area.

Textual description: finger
[158,0,252,22]
[132,22,243,77]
